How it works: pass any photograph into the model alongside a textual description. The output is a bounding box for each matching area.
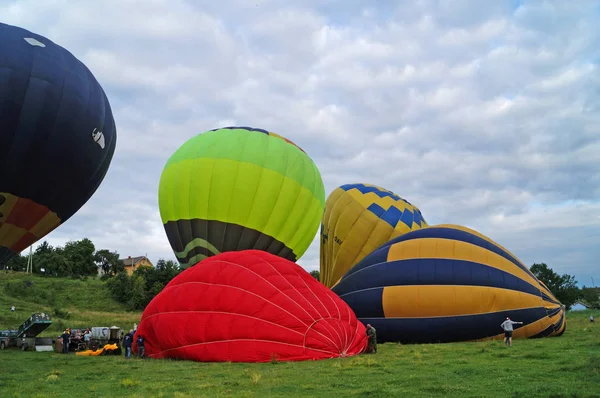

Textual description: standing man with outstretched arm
[501,317,523,346]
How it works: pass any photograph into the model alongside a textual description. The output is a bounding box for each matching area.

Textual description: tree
[310,270,320,281]
[63,238,96,276]
[4,253,27,272]
[530,263,580,310]
[129,275,148,310]
[35,241,53,256]
[95,249,123,276]
[106,271,133,303]
[580,287,600,309]
[37,248,71,277]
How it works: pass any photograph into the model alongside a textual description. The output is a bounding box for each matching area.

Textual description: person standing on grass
[501,317,523,346]
[366,324,377,354]
[136,334,145,359]
[61,330,70,353]
[123,329,134,359]
[84,328,92,349]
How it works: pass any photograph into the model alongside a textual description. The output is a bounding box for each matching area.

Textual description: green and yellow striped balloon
[158,126,325,268]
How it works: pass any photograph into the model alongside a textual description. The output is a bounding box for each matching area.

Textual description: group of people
[57,325,145,358]
[122,326,145,359]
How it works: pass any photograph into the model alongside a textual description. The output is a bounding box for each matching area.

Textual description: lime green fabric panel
[159,158,323,251]
[175,237,221,259]
[163,128,324,200]
[180,253,208,268]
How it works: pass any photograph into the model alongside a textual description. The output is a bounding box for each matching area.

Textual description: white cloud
[2,0,598,285]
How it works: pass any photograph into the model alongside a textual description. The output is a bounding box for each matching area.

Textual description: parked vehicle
[0,329,18,349]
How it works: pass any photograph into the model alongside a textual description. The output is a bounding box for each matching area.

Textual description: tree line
[3,238,183,311]
[3,240,598,311]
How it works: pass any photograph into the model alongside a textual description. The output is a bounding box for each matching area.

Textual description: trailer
[14,312,53,351]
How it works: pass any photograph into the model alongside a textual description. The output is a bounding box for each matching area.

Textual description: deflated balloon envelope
[320,183,427,288]
[134,250,367,362]
[332,224,566,343]
[0,23,117,266]
[158,126,325,269]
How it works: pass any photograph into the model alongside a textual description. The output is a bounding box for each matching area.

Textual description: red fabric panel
[134,250,367,362]
[11,232,37,253]
[5,198,49,230]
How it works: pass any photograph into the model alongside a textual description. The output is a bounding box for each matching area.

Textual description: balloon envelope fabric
[134,250,367,362]
[158,126,325,268]
[0,23,116,266]
[320,183,427,288]
[332,224,566,343]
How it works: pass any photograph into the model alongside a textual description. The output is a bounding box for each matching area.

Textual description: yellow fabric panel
[331,212,393,286]
[0,193,18,223]
[382,285,545,318]
[434,224,559,302]
[30,211,61,238]
[321,189,360,287]
[321,185,427,288]
[387,237,543,291]
[0,223,27,247]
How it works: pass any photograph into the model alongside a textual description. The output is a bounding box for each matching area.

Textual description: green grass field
[1,271,599,397]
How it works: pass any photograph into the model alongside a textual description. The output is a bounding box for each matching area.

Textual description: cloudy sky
[3,0,599,286]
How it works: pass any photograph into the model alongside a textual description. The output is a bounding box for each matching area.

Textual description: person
[10,305,15,312]
[366,324,377,354]
[61,330,70,353]
[136,334,145,359]
[84,328,92,349]
[500,317,523,346]
[123,329,134,359]
[590,315,595,323]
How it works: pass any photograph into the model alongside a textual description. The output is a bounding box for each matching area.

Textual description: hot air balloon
[320,183,427,288]
[158,126,325,268]
[332,224,566,344]
[0,23,116,266]
[133,250,367,362]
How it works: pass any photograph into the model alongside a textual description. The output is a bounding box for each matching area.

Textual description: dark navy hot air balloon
[332,224,566,344]
[0,23,116,266]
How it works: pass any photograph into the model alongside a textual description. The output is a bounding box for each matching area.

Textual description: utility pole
[26,246,33,273]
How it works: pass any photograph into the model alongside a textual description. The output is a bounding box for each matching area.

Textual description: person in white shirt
[500,317,523,346]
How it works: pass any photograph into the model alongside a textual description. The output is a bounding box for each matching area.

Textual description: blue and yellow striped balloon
[332,224,566,343]
[320,183,427,288]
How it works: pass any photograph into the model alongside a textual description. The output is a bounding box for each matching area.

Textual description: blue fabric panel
[214,126,270,134]
[367,203,385,218]
[380,205,403,228]
[333,245,390,288]
[340,183,404,202]
[337,287,385,318]
[0,22,116,222]
[358,306,548,343]
[333,258,543,298]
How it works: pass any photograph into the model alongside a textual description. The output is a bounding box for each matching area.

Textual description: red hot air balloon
[133,250,367,362]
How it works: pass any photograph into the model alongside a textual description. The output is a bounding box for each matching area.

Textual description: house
[120,256,154,276]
